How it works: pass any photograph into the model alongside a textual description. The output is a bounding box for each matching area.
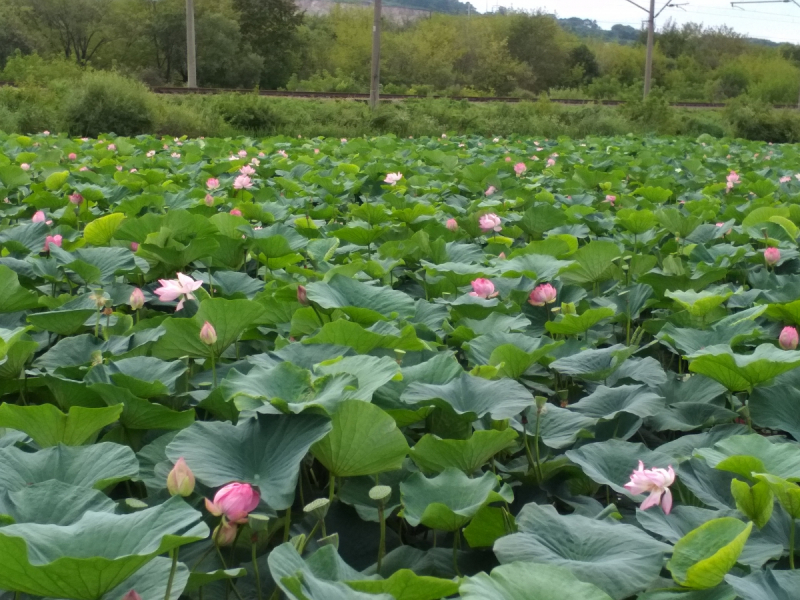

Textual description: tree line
[1,0,799,103]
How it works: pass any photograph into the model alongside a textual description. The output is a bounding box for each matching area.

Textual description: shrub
[725,96,800,143]
[0,104,17,133]
[210,93,281,135]
[62,72,155,137]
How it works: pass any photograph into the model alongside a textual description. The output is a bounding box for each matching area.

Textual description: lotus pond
[1,131,800,600]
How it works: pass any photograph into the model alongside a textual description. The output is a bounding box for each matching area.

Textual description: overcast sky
[477,0,800,44]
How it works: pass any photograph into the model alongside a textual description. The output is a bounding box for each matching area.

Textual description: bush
[210,93,281,135]
[725,96,800,143]
[62,72,155,137]
[154,99,231,138]
[0,104,17,133]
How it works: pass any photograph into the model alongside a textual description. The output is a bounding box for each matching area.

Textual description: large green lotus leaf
[658,306,765,355]
[647,403,737,432]
[550,344,636,381]
[569,384,665,420]
[401,373,533,420]
[0,480,116,525]
[493,503,669,600]
[460,561,613,600]
[223,361,316,413]
[311,399,409,477]
[565,439,674,495]
[62,247,138,284]
[84,213,126,246]
[305,274,416,324]
[0,402,122,446]
[752,473,800,519]
[304,320,429,353]
[559,240,621,285]
[665,288,733,318]
[314,355,401,401]
[545,307,615,336]
[525,405,597,449]
[466,332,561,366]
[400,468,512,532]
[101,556,189,600]
[348,569,459,600]
[153,298,265,359]
[765,299,800,327]
[409,429,518,474]
[0,266,39,312]
[27,309,96,335]
[0,165,31,188]
[0,442,138,491]
[731,479,774,529]
[184,567,246,594]
[0,221,49,254]
[0,496,206,600]
[659,424,747,461]
[750,384,800,441]
[373,352,462,417]
[688,344,800,392]
[725,570,800,600]
[86,356,187,398]
[166,413,331,510]
[639,585,736,600]
[667,517,752,590]
[696,434,800,481]
[462,504,515,548]
[337,469,409,522]
[85,382,195,431]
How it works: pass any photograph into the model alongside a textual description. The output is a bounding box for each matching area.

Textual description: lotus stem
[283,506,291,542]
[329,473,336,503]
[211,353,217,389]
[791,518,796,569]
[164,548,178,600]
[452,529,462,577]
[377,501,386,572]
[252,538,263,600]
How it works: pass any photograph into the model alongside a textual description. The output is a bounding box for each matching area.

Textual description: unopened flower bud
[166,457,195,497]
[200,321,217,345]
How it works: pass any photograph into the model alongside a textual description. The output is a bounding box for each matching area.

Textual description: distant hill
[557,17,641,44]
[335,0,476,13]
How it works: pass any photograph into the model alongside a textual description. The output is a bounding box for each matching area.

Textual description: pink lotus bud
[205,482,260,523]
[69,193,83,205]
[230,208,242,217]
[68,153,77,160]
[166,457,195,497]
[213,521,238,546]
[200,321,217,345]
[529,283,557,306]
[206,178,220,190]
[765,247,781,266]
[479,213,502,233]
[238,150,248,158]
[624,461,675,514]
[205,194,214,207]
[546,158,556,167]
[780,326,798,350]
[780,176,792,183]
[446,218,458,231]
[121,591,143,600]
[297,285,308,305]
[32,210,46,223]
[485,186,496,196]
[43,235,62,251]
[605,195,616,206]
[498,252,506,259]
[314,148,320,154]
[469,278,495,299]
[131,242,139,252]
[514,162,526,175]
[129,288,145,310]
[42,130,50,136]
[384,173,403,185]
[20,163,30,171]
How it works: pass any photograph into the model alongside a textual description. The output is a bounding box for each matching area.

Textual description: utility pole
[732,0,800,108]
[186,0,197,88]
[623,1,686,98]
[369,0,382,110]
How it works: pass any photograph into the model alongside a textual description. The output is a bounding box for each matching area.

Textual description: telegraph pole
[369,0,382,110]
[731,0,800,107]
[186,0,197,88]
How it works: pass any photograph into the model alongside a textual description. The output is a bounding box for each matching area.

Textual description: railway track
[1,81,796,109]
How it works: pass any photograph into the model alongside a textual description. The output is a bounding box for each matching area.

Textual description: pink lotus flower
[146,150,156,158]
[43,130,50,136]
[498,252,506,259]
[213,521,238,546]
[469,278,496,299]
[546,158,556,167]
[230,208,242,217]
[780,326,798,350]
[341,138,347,143]
[153,272,203,311]
[166,457,195,497]
[239,165,255,176]
[442,133,447,138]
[726,171,740,191]
[277,150,288,158]
[514,162,526,176]
[32,210,46,223]
[205,194,215,207]
[624,461,675,514]
[129,288,145,310]
[446,218,458,231]
[493,137,500,142]
[20,163,30,171]
[122,591,142,600]
[238,150,248,158]
[205,482,260,523]
[107,144,116,151]
[200,321,217,345]
[171,152,180,158]
[69,193,83,205]
[528,283,557,306]
[780,176,792,183]
[604,195,616,206]
[505,156,512,162]
[43,234,62,251]
[130,168,137,173]
[251,158,260,166]
[206,178,220,190]
[485,186,496,196]
[79,166,89,172]
[765,247,781,266]
[131,242,139,252]
[314,148,320,154]
[716,222,725,227]
[68,153,77,160]
[297,285,308,306]
[116,165,123,171]
[233,175,253,190]
[258,152,265,158]
[384,173,403,185]
[479,213,502,233]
